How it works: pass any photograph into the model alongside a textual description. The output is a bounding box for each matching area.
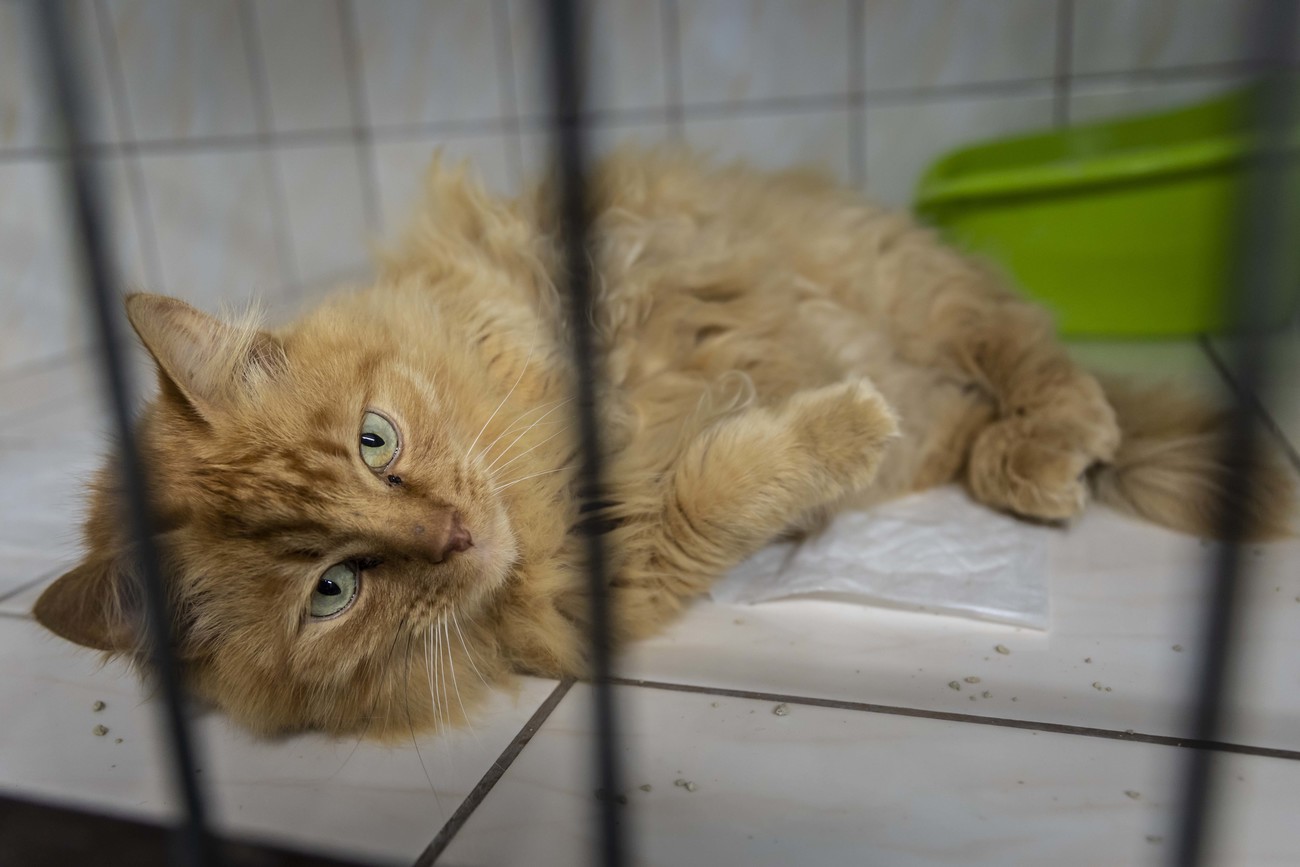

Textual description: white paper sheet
[709,486,1052,629]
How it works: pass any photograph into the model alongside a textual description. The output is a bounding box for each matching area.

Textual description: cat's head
[34,290,548,738]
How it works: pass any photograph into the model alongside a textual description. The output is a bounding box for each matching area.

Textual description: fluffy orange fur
[35,149,1296,739]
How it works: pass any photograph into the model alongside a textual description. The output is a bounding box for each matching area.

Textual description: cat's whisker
[465,327,538,461]
[431,623,441,733]
[434,620,454,742]
[491,465,575,493]
[451,609,490,689]
[327,627,405,783]
[432,623,448,740]
[489,423,572,478]
[474,398,568,467]
[404,628,444,813]
[443,617,481,748]
[484,399,575,473]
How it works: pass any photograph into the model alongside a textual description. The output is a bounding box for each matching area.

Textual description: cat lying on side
[34,149,1295,739]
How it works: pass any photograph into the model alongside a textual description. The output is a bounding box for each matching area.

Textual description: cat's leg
[610,378,898,637]
[883,240,1119,521]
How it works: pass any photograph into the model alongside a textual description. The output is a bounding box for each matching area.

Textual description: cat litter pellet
[639,784,652,792]
[1125,790,1141,800]
[963,676,980,684]
[772,703,790,716]
[92,700,106,712]
[994,644,1011,655]
[674,779,698,792]
[948,681,961,691]
[92,725,109,736]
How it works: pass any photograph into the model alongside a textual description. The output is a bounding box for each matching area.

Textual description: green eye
[311,563,359,618]
[359,410,399,470]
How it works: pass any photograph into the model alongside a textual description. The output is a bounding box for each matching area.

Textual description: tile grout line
[337,0,383,234]
[1053,0,1074,127]
[489,0,524,191]
[0,563,69,606]
[1198,335,1300,474]
[661,0,685,138]
[847,0,866,188]
[413,678,576,866]
[239,0,299,293]
[91,0,164,293]
[0,265,370,406]
[0,59,1257,167]
[606,677,1300,761]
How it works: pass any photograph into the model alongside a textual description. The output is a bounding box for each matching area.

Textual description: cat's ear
[125,293,286,420]
[33,556,140,653]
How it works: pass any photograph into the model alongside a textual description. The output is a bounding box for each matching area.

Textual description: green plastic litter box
[914,89,1299,337]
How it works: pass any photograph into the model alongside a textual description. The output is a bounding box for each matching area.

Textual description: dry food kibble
[92,725,108,736]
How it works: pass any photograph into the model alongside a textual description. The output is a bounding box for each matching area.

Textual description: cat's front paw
[784,378,900,494]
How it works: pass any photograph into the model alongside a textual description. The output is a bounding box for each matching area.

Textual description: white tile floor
[0,337,1297,866]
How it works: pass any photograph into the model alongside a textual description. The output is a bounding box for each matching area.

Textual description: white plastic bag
[709,486,1051,629]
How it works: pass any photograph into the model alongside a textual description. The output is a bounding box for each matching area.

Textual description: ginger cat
[34,149,1295,739]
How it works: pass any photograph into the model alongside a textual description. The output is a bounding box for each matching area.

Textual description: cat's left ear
[33,555,141,653]
[125,293,286,421]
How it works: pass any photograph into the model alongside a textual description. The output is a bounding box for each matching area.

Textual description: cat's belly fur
[581,157,993,515]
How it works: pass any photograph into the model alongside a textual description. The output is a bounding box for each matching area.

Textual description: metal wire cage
[8,1,1299,865]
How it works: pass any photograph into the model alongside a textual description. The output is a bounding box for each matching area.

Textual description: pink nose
[446,512,473,554]
[412,511,473,562]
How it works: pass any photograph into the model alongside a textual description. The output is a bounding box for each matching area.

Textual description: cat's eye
[359,410,399,471]
[311,563,359,619]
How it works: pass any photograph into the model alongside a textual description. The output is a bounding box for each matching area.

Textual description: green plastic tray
[915,89,1299,337]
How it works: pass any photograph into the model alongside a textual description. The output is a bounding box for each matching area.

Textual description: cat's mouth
[445,501,518,601]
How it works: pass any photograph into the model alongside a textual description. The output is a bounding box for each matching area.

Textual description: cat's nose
[412,511,473,562]
[446,512,473,554]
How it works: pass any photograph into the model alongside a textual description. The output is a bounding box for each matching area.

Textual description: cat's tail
[1090,376,1297,540]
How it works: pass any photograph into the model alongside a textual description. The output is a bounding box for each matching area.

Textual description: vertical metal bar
[29,3,219,866]
[541,2,629,866]
[1172,3,1299,865]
